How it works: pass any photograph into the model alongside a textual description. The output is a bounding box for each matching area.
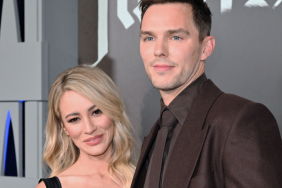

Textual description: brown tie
[148,109,177,188]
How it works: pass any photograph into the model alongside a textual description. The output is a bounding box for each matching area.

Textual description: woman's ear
[61,122,69,136]
[63,128,68,135]
[200,36,215,61]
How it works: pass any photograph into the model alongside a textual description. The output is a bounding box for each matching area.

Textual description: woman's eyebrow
[88,105,96,112]
[65,112,80,119]
[64,105,96,119]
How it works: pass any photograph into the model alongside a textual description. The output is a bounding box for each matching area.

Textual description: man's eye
[68,117,79,123]
[172,36,181,40]
[93,109,102,115]
[145,37,154,41]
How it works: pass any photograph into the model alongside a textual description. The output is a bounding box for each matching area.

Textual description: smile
[90,137,99,141]
[84,135,103,146]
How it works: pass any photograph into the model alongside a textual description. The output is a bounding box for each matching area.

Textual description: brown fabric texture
[145,109,177,188]
[131,79,282,188]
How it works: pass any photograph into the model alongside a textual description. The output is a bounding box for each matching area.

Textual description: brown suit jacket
[131,80,282,188]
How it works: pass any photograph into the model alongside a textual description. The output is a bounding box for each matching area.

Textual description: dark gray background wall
[207,1,282,136]
[44,0,78,89]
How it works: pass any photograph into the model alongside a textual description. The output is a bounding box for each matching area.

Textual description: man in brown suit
[131,0,282,187]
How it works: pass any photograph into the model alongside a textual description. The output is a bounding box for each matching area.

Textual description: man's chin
[152,82,180,91]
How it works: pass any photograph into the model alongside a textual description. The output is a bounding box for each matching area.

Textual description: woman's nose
[84,117,97,134]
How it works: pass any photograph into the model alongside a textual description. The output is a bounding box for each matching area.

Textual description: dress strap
[38,176,62,188]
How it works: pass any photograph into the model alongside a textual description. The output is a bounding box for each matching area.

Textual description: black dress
[38,176,62,188]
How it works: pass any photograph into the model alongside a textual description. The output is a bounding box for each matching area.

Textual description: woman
[37,65,135,188]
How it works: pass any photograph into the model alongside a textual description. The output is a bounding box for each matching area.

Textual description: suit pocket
[189,171,215,188]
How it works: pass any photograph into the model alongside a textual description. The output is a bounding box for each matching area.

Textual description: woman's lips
[84,135,103,146]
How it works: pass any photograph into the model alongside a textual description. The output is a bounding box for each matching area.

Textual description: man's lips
[153,64,174,71]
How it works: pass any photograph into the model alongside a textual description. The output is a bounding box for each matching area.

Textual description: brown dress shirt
[144,73,208,188]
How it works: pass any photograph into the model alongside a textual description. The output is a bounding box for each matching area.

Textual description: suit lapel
[131,118,160,188]
[163,80,223,188]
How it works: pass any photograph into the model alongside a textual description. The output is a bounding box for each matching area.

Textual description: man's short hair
[139,0,212,42]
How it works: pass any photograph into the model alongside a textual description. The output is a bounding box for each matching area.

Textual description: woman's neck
[76,145,112,176]
[59,144,113,177]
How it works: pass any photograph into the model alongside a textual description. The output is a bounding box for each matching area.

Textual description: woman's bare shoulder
[35,181,46,188]
[56,166,79,187]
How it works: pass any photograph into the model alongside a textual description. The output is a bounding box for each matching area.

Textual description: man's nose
[154,38,168,57]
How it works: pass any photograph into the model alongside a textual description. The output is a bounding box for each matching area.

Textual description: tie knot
[161,109,177,127]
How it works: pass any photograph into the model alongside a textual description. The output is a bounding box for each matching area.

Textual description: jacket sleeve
[223,102,282,187]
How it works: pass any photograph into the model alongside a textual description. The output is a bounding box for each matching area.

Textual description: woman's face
[59,90,114,157]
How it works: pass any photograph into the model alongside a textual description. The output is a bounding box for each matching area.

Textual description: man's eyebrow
[140,30,156,37]
[166,28,190,36]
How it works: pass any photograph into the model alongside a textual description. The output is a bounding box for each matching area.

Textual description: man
[131,0,282,188]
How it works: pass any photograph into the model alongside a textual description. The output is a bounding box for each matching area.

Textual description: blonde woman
[36,65,135,188]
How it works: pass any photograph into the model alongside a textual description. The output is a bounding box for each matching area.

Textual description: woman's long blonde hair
[43,65,135,188]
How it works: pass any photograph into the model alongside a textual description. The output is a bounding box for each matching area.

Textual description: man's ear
[200,36,215,61]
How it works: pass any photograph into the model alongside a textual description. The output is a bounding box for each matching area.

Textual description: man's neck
[160,67,205,106]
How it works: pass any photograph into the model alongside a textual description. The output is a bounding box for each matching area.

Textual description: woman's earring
[65,132,70,137]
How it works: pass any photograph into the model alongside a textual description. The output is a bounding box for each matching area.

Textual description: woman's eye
[93,109,102,115]
[68,117,79,123]
[172,36,181,40]
[145,37,154,41]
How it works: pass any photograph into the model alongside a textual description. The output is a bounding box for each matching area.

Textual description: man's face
[140,3,206,91]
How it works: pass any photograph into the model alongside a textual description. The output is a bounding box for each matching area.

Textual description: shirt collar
[160,73,208,125]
